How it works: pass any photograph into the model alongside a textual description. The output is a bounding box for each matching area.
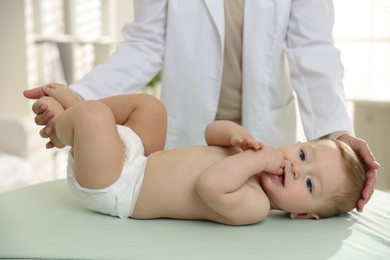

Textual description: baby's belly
[131,146,236,219]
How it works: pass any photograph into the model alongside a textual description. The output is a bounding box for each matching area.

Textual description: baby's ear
[290,213,320,220]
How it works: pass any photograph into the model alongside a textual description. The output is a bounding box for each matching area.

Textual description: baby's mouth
[271,172,285,186]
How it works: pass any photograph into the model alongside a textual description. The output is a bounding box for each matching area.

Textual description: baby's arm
[205,120,263,150]
[196,146,284,225]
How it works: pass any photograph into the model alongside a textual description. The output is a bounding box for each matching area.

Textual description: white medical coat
[71,0,353,149]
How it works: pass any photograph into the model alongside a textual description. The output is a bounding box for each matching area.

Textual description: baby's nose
[291,161,303,178]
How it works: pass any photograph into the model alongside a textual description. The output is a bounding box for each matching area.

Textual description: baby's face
[260,140,346,216]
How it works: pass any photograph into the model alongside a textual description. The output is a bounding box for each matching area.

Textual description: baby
[29,84,366,225]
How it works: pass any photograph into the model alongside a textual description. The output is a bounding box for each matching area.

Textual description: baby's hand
[260,146,285,174]
[230,135,263,151]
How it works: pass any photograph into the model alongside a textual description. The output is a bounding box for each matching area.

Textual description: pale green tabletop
[0,180,389,260]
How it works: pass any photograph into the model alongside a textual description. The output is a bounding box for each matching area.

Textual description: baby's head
[315,139,366,218]
[261,139,366,219]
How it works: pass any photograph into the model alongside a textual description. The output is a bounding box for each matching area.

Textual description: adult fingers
[32,100,48,115]
[39,126,52,138]
[23,87,46,99]
[35,109,54,126]
[46,141,54,149]
[356,169,378,212]
[348,136,380,170]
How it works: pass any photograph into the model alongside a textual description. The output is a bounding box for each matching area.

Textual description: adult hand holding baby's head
[337,134,380,212]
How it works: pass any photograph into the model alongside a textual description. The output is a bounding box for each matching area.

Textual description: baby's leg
[42,85,166,155]
[52,100,125,189]
[100,94,167,155]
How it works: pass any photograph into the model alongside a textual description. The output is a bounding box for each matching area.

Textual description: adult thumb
[23,87,46,99]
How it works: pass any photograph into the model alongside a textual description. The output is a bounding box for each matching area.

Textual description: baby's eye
[306,178,313,193]
[299,149,306,162]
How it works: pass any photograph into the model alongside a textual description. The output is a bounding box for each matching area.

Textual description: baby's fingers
[246,142,260,150]
[241,138,263,151]
[34,109,54,126]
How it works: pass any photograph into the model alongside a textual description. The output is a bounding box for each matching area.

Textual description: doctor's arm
[70,0,168,100]
[23,0,168,146]
[25,0,168,102]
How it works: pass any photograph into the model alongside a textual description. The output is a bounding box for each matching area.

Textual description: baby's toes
[44,84,80,108]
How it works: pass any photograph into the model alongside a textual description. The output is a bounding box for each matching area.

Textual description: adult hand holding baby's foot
[24,83,81,149]
[37,96,66,149]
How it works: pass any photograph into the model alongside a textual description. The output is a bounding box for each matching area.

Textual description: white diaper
[67,125,147,218]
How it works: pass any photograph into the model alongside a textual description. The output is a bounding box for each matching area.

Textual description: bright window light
[333,0,390,102]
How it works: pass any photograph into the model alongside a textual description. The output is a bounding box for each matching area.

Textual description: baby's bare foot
[42,83,80,109]
[39,96,66,148]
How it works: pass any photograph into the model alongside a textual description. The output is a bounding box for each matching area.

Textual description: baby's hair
[318,139,366,218]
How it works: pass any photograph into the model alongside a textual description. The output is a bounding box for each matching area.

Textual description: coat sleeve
[285,0,353,140]
[70,0,167,99]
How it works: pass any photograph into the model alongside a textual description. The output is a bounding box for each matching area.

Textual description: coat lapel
[203,0,224,48]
